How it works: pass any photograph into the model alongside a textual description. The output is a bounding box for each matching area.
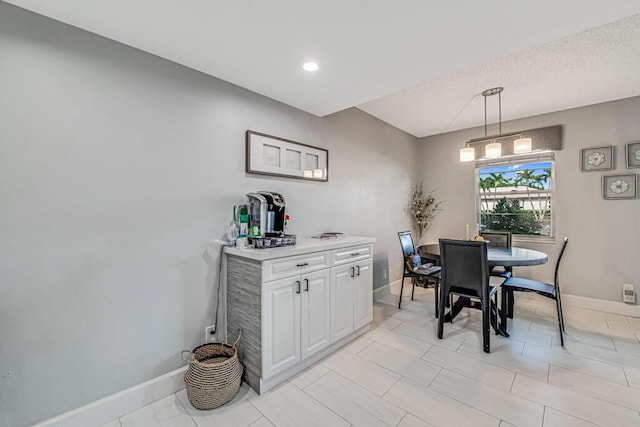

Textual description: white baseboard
[32,366,188,427]
[563,294,639,318]
[379,279,639,318]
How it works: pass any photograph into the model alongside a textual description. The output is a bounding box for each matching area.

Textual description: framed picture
[602,173,637,200]
[581,146,614,171]
[246,130,329,182]
[626,142,640,168]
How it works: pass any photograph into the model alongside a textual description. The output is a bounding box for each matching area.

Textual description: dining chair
[500,237,569,346]
[480,231,512,279]
[398,231,441,311]
[437,239,498,353]
[480,231,512,248]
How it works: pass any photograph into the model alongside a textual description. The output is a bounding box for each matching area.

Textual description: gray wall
[0,4,416,426]
[417,96,640,302]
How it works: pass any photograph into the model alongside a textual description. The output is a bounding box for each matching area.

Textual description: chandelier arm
[498,91,502,134]
[484,94,487,137]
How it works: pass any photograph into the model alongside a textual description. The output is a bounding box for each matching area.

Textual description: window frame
[475,152,556,243]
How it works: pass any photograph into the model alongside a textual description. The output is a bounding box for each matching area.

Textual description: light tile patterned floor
[106,286,640,427]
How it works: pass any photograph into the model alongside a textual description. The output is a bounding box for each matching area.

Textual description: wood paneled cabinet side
[226,255,263,390]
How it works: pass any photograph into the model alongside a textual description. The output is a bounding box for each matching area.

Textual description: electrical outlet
[204,325,216,343]
[383,269,387,280]
[623,283,635,304]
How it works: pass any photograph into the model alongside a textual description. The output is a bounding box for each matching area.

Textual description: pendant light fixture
[513,136,533,154]
[483,87,503,158]
[459,146,475,162]
[485,141,502,158]
[459,87,504,162]
[459,86,540,162]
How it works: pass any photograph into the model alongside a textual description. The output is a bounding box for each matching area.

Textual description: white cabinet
[261,276,301,378]
[225,236,375,394]
[330,264,354,342]
[353,258,373,329]
[262,269,331,380]
[330,256,373,341]
[300,270,331,359]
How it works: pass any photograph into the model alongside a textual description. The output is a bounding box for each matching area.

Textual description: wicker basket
[181,329,243,410]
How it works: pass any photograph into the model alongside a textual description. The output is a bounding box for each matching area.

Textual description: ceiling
[7,0,640,138]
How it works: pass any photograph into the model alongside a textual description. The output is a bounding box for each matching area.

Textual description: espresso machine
[245,191,293,247]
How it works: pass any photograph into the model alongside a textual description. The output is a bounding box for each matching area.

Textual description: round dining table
[418,244,548,267]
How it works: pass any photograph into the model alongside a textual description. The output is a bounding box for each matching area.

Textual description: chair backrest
[399,231,418,274]
[480,231,512,248]
[554,237,569,290]
[439,238,489,298]
[398,231,416,257]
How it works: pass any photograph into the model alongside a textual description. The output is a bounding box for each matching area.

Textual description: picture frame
[626,142,640,169]
[581,146,614,172]
[246,130,329,182]
[602,173,637,200]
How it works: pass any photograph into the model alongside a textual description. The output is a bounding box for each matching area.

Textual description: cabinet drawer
[331,245,373,266]
[263,251,330,282]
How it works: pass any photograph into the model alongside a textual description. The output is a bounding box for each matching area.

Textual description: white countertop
[224,235,376,261]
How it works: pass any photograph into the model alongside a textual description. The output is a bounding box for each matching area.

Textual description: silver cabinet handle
[304,278,309,291]
[296,262,309,267]
[350,267,355,278]
[356,265,361,276]
[295,280,301,294]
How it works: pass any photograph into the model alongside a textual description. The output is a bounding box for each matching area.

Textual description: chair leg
[555,296,565,347]
[434,278,439,319]
[437,292,446,339]
[557,291,566,333]
[500,286,508,334]
[450,294,454,323]
[491,291,500,335]
[398,277,405,309]
[411,277,416,301]
[507,288,514,319]
[482,300,490,353]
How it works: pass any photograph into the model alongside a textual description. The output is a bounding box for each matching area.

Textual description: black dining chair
[398,231,441,311]
[480,231,512,248]
[500,237,569,346]
[437,239,498,353]
[480,231,512,279]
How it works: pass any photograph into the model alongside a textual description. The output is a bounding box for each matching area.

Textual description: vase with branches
[406,183,443,243]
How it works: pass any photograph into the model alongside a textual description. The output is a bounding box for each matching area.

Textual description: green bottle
[238,204,249,237]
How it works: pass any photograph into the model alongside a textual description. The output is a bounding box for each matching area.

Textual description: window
[476,153,554,239]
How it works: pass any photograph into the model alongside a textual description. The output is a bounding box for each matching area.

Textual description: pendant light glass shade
[459,147,475,162]
[513,137,532,154]
[485,142,502,158]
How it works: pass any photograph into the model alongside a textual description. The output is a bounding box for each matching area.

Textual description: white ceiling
[7,0,640,137]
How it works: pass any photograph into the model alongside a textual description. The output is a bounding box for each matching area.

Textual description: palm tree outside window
[477,154,554,239]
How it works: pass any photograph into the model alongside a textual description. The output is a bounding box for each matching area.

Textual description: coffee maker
[259,191,287,237]
[245,191,287,238]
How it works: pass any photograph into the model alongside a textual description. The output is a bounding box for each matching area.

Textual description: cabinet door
[262,277,301,379]
[300,269,331,359]
[330,264,355,342]
[353,258,373,329]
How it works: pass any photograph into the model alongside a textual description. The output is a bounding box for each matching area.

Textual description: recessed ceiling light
[302,62,319,72]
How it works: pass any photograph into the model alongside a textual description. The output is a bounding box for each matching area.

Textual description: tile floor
[103,285,640,427]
